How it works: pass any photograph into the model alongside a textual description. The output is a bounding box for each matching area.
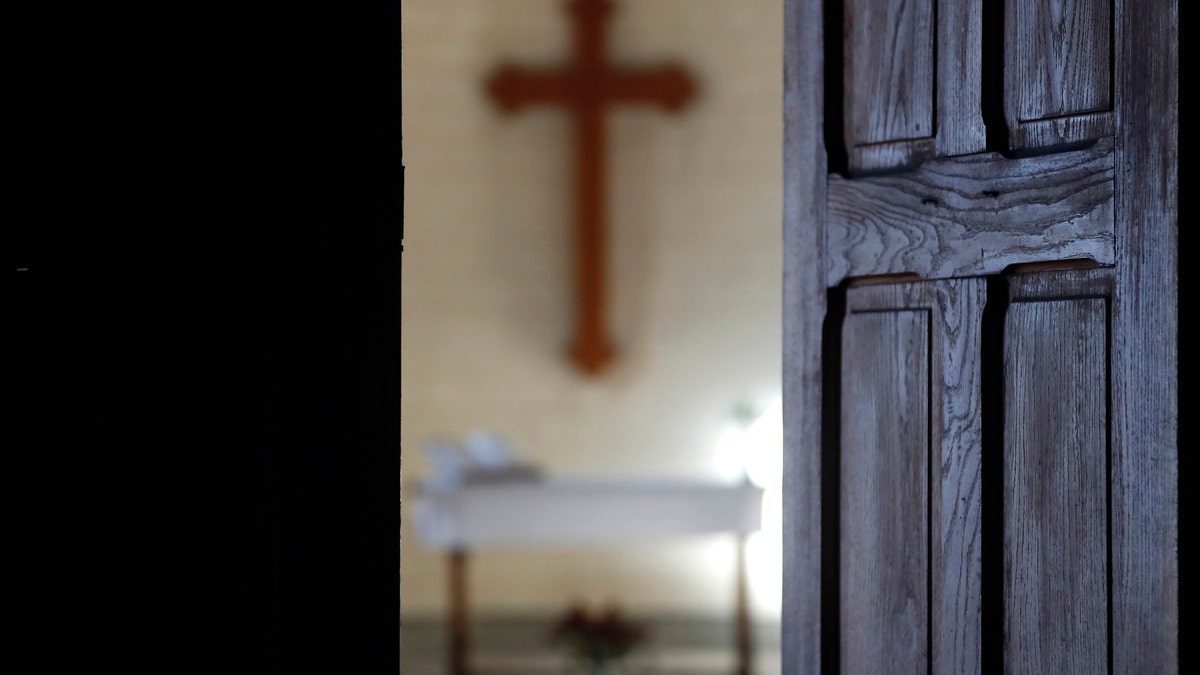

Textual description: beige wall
[402,0,783,620]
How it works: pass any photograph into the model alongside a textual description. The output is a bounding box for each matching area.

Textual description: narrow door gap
[822,0,848,175]
[820,285,846,675]
[980,275,1008,673]
[979,0,1007,153]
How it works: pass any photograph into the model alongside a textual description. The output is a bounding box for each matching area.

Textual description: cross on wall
[486,0,697,376]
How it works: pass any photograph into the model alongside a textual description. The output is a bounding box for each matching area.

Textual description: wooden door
[781,0,1177,673]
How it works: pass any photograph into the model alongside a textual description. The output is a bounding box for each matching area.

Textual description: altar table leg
[735,534,753,675]
[448,549,470,675]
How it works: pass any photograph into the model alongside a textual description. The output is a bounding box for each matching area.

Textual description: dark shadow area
[979,275,1008,675]
[819,284,846,675]
[14,2,403,673]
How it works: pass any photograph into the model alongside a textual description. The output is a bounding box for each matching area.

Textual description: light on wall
[713,395,783,615]
[714,396,783,488]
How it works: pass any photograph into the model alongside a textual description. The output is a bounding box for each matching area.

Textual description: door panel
[840,304,931,674]
[1004,0,1115,149]
[843,0,936,171]
[839,278,985,674]
[1003,268,1112,672]
[842,0,985,173]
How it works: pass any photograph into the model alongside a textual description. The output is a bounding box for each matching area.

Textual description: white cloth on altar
[413,476,763,550]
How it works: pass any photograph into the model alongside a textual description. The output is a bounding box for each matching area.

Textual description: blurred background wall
[401,0,783,664]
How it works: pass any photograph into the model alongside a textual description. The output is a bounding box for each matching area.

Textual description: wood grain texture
[928,280,985,675]
[781,0,828,672]
[1004,0,1115,149]
[846,279,985,675]
[936,0,986,158]
[840,305,930,674]
[827,137,1115,286]
[844,0,936,172]
[1110,0,1179,669]
[1003,271,1110,674]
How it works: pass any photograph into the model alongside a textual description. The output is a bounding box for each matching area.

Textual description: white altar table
[412,477,765,674]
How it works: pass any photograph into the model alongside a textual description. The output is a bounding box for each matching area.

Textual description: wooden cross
[487,0,696,376]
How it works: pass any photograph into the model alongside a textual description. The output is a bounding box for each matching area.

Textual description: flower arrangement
[548,601,649,673]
